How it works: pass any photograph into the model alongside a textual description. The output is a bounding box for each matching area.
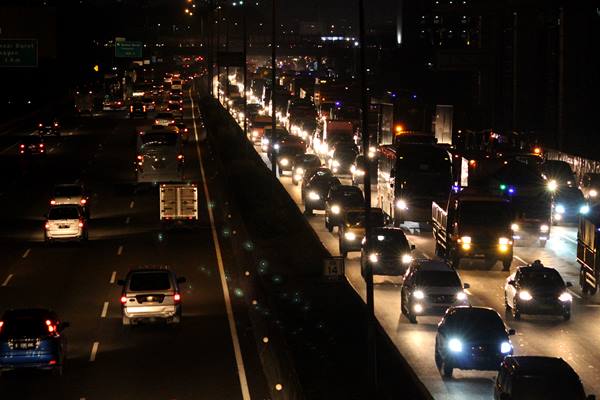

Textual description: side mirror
[463,283,470,289]
[117,279,126,286]
[410,244,416,251]
[508,328,516,336]
[177,277,187,284]
[566,282,573,287]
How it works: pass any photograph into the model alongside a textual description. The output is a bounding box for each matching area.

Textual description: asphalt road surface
[0,91,262,399]
[252,130,600,400]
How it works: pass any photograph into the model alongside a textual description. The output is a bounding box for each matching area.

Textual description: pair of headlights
[448,338,512,354]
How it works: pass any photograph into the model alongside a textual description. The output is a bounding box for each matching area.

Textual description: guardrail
[545,148,600,181]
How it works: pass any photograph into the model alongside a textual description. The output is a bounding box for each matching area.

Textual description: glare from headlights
[396,199,408,210]
[555,204,566,214]
[368,253,379,263]
[344,231,356,241]
[559,292,573,302]
[519,290,533,301]
[350,165,356,173]
[511,223,520,231]
[413,290,425,299]
[580,205,590,214]
[308,191,320,201]
[590,189,598,197]
[355,169,365,176]
[456,291,468,301]
[448,338,463,352]
[280,158,289,166]
[332,160,340,167]
[460,236,472,244]
[413,304,423,313]
[331,205,341,214]
[401,254,413,264]
[273,144,280,150]
[540,224,549,233]
[500,341,512,354]
[498,237,511,245]
[295,167,304,174]
[547,180,558,192]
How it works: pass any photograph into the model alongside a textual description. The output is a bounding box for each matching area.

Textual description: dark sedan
[301,167,340,215]
[324,185,364,232]
[291,153,322,186]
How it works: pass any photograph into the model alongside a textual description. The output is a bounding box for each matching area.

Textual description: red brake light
[45,222,50,229]
[49,360,57,365]
[120,296,127,304]
[137,155,143,160]
[39,143,44,148]
[80,198,87,205]
[174,293,181,302]
[177,154,184,160]
[78,220,84,228]
[20,144,25,148]
[130,106,133,112]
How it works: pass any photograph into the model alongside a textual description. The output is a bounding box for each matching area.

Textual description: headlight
[295,167,304,175]
[331,205,341,214]
[413,304,423,313]
[401,254,413,264]
[559,292,572,302]
[555,204,566,214]
[500,341,512,354]
[498,237,510,245]
[519,290,533,301]
[396,199,408,210]
[580,205,590,214]
[368,253,378,263]
[547,180,558,192]
[460,236,472,244]
[344,231,356,241]
[448,338,462,353]
[413,290,425,300]
[262,138,269,145]
[540,224,549,233]
[332,160,340,167]
[355,169,365,176]
[273,144,280,150]
[590,189,598,197]
[456,291,468,301]
[511,223,519,231]
[252,130,259,137]
[308,191,320,201]
[280,158,289,166]
[350,165,356,173]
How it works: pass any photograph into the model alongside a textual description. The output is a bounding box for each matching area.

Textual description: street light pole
[270,0,277,176]
[243,1,248,136]
[358,0,377,395]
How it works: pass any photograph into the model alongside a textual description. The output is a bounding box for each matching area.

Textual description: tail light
[120,296,127,304]
[174,293,181,302]
[130,106,133,112]
[20,144,25,148]
[80,198,87,205]
[184,128,188,133]
[38,123,43,127]
[137,155,143,160]
[78,219,84,228]
[45,222,50,229]
[177,154,184,160]
[39,143,44,148]
[179,107,183,111]
[143,105,146,112]
[50,200,56,205]
[54,122,59,127]
[0,321,3,332]
[45,319,55,333]
[171,120,175,124]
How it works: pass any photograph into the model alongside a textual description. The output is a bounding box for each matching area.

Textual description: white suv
[44,205,88,242]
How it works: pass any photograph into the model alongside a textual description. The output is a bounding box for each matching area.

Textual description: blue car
[0,309,69,376]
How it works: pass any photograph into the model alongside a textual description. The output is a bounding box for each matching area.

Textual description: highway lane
[0,97,259,399]
[249,139,600,399]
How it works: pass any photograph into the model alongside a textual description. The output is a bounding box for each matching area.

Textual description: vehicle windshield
[543,161,575,181]
[22,136,42,144]
[334,149,358,162]
[459,201,513,227]
[48,207,79,220]
[371,231,409,251]
[0,317,47,339]
[511,375,584,400]
[53,186,82,197]
[520,269,564,288]
[416,271,461,287]
[346,211,385,227]
[555,188,584,205]
[129,272,171,291]
[140,133,177,146]
[332,190,363,206]
[444,310,506,339]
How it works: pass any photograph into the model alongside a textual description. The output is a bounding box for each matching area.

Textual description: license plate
[16,342,35,350]
[59,225,69,229]
[146,296,155,302]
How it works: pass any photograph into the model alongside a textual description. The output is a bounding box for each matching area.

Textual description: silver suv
[118,268,186,326]
[400,260,470,324]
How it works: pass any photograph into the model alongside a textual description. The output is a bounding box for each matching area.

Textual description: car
[129,102,147,119]
[262,126,289,157]
[103,97,126,111]
[434,306,515,378]
[580,173,600,202]
[167,102,183,119]
[324,185,364,232]
[141,96,155,111]
[19,135,46,156]
[44,205,88,242]
[495,356,595,400]
[0,309,69,376]
[291,153,322,186]
[361,227,415,277]
[400,260,469,323]
[37,119,60,136]
[154,112,176,126]
[301,167,340,215]
[351,154,378,186]
[339,208,386,257]
[50,184,90,217]
[275,136,306,173]
[542,160,576,190]
[172,122,190,141]
[329,147,358,176]
[118,268,186,325]
[171,79,183,91]
[504,261,573,320]
[552,186,589,224]
[168,94,183,105]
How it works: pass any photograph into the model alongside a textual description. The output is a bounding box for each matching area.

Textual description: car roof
[447,306,499,317]
[517,265,559,274]
[53,183,82,189]
[504,356,577,375]
[128,268,174,275]
[2,308,56,320]
[413,260,454,272]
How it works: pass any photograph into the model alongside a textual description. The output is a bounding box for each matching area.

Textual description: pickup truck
[160,183,198,223]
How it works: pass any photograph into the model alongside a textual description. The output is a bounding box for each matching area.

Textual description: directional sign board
[0,39,38,67]
[115,41,143,58]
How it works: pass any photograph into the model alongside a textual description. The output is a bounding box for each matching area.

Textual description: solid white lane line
[513,255,528,265]
[89,342,99,362]
[109,271,116,284]
[22,248,31,258]
[100,302,109,318]
[117,245,123,255]
[2,274,13,287]
[568,289,582,299]
[190,92,251,400]
[129,200,135,209]
[125,216,130,224]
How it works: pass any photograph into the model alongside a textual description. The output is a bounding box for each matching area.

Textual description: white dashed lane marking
[2,274,13,287]
[22,248,30,258]
[89,342,99,362]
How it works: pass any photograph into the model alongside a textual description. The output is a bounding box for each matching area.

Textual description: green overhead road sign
[0,39,38,67]
[115,41,143,58]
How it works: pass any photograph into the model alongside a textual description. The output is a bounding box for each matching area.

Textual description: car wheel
[563,311,571,321]
[502,259,511,271]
